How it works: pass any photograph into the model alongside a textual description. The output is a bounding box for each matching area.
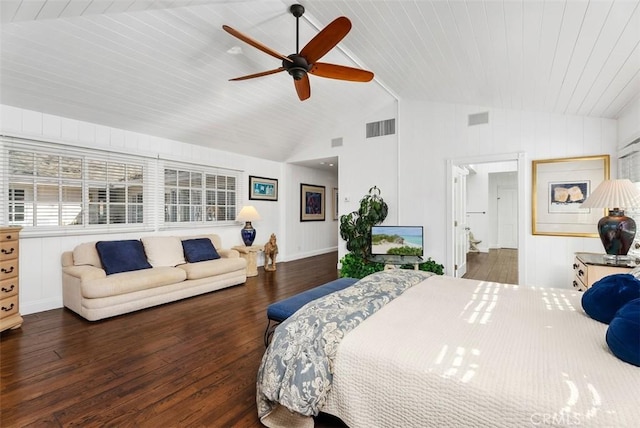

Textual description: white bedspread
[322,275,640,427]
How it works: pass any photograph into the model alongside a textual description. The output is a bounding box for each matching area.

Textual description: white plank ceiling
[1,0,639,162]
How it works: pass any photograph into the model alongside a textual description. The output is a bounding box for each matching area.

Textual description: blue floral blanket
[256,269,434,425]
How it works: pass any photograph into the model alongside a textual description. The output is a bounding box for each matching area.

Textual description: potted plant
[339,186,444,278]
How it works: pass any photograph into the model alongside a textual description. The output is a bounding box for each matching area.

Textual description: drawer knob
[1,284,15,293]
[572,263,578,269]
[578,269,584,277]
[1,303,14,312]
[1,266,15,274]
[1,247,15,255]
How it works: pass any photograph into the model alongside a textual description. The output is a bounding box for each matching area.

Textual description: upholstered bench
[264,277,358,346]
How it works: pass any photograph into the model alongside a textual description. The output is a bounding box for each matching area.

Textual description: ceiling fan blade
[294,74,311,101]
[222,25,292,63]
[229,68,285,81]
[300,16,351,63]
[309,62,374,82]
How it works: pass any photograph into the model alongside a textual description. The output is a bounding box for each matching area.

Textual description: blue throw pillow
[606,298,640,367]
[581,274,640,324]
[182,238,220,263]
[95,240,152,275]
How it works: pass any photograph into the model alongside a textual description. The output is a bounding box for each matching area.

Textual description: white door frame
[445,152,526,285]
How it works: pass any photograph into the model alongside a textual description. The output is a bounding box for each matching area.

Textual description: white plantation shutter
[160,159,242,227]
[1,136,156,234]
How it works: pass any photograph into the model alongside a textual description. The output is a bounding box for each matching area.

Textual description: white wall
[466,162,518,252]
[288,99,400,262]
[284,164,338,261]
[397,100,618,289]
[617,97,640,147]
[0,104,314,314]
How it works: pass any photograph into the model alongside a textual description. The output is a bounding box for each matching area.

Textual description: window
[164,165,238,224]
[2,137,241,233]
[3,139,148,230]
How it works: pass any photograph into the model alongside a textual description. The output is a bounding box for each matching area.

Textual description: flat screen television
[370,226,424,258]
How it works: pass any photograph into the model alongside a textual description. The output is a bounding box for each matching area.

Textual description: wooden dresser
[1,226,22,332]
[572,252,638,291]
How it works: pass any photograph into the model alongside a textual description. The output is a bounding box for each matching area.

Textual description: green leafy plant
[402,257,444,275]
[339,252,385,278]
[339,186,388,260]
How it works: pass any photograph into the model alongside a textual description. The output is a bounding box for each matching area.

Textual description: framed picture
[300,183,325,221]
[249,176,278,201]
[333,187,339,220]
[532,155,610,237]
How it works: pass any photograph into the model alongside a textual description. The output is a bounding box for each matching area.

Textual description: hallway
[463,248,518,284]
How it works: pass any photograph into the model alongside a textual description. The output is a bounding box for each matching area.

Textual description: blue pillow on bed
[581,274,640,324]
[606,298,640,367]
[182,238,220,263]
[95,240,152,275]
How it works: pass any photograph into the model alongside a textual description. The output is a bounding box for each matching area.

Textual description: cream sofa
[61,234,247,321]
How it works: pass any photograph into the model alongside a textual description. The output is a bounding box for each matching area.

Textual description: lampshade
[236,205,261,222]
[580,179,640,209]
[580,179,640,258]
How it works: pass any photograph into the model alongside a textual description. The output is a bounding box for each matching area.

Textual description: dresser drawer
[0,277,18,298]
[0,259,18,279]
[0,240,19,262]
[0,228,20,242]
[0,295,19,319]
[573,257,588,286]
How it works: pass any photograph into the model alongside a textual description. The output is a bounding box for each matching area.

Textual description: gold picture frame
[532,154,610,237]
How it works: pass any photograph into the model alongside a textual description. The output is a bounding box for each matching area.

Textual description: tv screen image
[370,226,423,257]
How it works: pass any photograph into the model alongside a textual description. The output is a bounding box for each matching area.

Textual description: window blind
[2,137,244,236]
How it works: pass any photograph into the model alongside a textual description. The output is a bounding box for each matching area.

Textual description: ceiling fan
[222,3,374,101]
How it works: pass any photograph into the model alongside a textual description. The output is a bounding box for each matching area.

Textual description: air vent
[331,137,343,147]
[468,112,489,126]
[366,118,396,138]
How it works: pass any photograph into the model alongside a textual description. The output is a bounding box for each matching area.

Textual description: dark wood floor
[463,248,518,284]
[0,252,347,428]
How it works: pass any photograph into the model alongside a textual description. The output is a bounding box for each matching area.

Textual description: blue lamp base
[241,222,256,246]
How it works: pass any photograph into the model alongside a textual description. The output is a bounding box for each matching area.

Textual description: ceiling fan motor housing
[283,54,310,80]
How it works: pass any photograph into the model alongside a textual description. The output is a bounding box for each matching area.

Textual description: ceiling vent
[331,137,343,147]
[366,118,396,138]
[468,111,489,126]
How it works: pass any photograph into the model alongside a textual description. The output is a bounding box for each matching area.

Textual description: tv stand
[369,255,423,271]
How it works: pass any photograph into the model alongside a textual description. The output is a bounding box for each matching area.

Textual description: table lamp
[580,179,640,259]
[236,205,261,246]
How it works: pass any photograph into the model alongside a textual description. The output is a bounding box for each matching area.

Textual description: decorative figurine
[264,233,278,271]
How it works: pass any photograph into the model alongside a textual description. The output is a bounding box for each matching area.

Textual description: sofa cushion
[73,241,102,268]
[82,266,187,298]
[182,238,221,263]
[177,257,246,280]
[267,278,359,322]
[96,240,152,275]
[141,236,186,267]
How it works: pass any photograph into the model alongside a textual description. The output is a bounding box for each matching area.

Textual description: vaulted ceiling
[1,0,639,162]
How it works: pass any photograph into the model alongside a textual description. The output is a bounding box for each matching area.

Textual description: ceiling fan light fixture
[289,67,307,80]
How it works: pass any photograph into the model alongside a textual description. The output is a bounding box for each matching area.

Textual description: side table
[573,252,638,291]
[232,245,263,277]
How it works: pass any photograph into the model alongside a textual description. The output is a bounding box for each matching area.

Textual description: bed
[256,270,640,428]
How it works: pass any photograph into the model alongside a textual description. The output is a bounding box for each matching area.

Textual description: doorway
[445,153,526,285]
